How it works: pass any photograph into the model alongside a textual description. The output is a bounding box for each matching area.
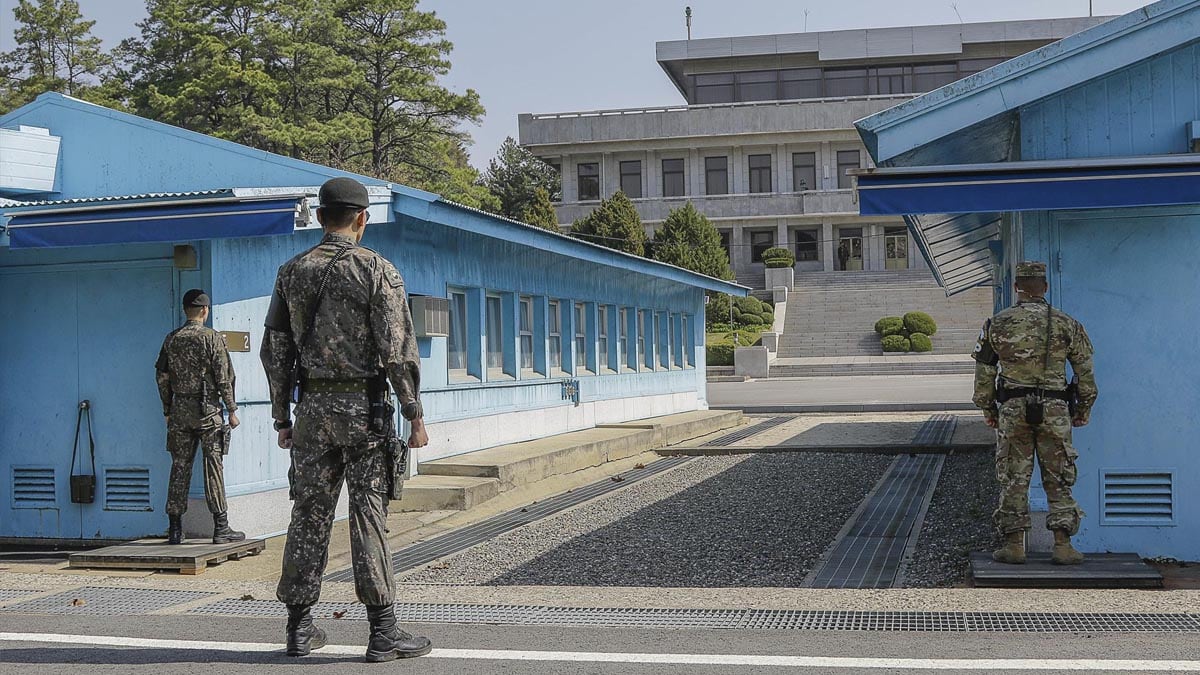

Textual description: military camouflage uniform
[155,320,238,516]
[261,231,422,608]
[973,291,1098,537]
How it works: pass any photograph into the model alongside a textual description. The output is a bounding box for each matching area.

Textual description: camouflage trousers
[994,397,1084,536]
[166,418,227,516]
[277,393,394,608]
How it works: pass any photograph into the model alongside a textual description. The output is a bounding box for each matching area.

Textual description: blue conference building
[0,94,743,541]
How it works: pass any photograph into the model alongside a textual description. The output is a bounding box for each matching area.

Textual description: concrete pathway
[708,374,974,412]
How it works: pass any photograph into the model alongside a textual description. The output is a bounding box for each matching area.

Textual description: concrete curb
[659,443,994,456]
[712,403,978,413]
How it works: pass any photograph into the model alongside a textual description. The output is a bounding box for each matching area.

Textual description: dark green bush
[873,317,902,333]
[735,312,763,327]
[706,343,735,366]
[761,310,775,326]
[705,294,731,327]
[735,296,764,314]
[761,246,794,268]
[708,322,733,333]
[903,311,938,336]
[882,335,911,352]
[909,333,933,352]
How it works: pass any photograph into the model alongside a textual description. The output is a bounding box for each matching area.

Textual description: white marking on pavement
[1,632,1199,671]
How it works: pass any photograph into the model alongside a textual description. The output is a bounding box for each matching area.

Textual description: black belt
[304,378,369,394]
[997,386,1071,403]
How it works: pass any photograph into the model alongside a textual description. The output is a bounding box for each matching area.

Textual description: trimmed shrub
[882,335,911,352]
[875,316,904,336]
[761,246,794,268]
[761,310,775,326]
[731,307,743,322]
[903,311,938,336]
[736,311,763,327]
[909,333,933,352]
[706,343,735,366]
[705,294,731,328]
[708,322,733,333]
[735,296,764,314]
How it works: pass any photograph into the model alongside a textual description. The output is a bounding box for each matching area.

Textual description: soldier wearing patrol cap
[155,289,244,546]
[972,261,1098,566]
[261,177,432,661]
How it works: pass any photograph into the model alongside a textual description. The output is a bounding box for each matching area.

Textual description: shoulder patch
[386,267,404,289]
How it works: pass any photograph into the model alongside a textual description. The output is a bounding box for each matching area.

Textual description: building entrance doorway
[885,227,909,270]
[837,228,863,270]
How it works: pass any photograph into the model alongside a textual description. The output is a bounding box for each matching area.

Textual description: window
[661,313,672,369]
[619,307,630,369]
[737,70,778,101]
[792,152,816,192]
[574,302,588,370]
[871,66,909,95]
[837,150,860,189]
[619,160,642,198]
[794,229,819,262]
[519,295,534,372]
[959,58,1004,77]
[748,154,772,194]
[670,314,682,368]
[682,315,693,367]
[577,162,599,201]
[750,231,774,263]
[780,68,822,100]
[598,305,610,371]
[485,295,503,370]
[662,158,685,197]
[638,310,649,369]
[719,230,731,260]
[692,72,735,104]
[912,63,958,92]
[448,290,468,372]
[548,300,563,371]
[705,156,728,195]
[824,68,868,97]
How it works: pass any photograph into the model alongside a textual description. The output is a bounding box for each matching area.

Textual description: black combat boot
[286,604,327,656]
[212,512,246,544]
[167,515,183,545]
[364,604,432,662]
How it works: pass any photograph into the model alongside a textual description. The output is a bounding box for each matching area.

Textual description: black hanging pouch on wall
[69,400,97,504]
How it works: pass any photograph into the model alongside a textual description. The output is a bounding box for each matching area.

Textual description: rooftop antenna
[1089,0,1094,17]
[804,9,810,32]
[951,3,963,23]
[686,6,692,40]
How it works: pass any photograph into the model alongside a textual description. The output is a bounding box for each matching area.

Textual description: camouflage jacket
[972,297,1098,419]
[259,231,421,423]
[155,319,238,418]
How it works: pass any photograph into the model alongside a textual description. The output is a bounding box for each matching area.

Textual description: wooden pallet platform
[970,552,1162,588]
[68,538,265,575]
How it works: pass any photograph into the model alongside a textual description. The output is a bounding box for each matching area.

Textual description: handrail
[525,94,915,121]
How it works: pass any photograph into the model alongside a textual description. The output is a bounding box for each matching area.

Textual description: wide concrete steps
[776,328,979,358]
[769,360,976,377]
[397,410,743,512]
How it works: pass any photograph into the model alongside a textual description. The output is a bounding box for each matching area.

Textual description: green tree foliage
[483,136,561,219]
[0,0,113,113]
[650,202,733,280]
[571,191,645,256]
[521,187,560,231]
[402,137,499,212]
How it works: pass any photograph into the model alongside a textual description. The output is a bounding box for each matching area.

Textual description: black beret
[183,289,210,307]
[319,177,370,209]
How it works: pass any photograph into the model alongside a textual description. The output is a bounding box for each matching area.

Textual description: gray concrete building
[518,17,1108,289]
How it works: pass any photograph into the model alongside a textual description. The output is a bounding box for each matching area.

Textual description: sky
[0,0,1154,169]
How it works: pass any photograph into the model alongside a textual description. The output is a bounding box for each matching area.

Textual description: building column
[776,144,788,194]
[562,156,577,204]
[689,148,702,196]
[730,147,744,194]
[822,222,835,272]
[731,224,747,280]
[601,153,615,197]
[644,150,656,200]
[775,220,788,252]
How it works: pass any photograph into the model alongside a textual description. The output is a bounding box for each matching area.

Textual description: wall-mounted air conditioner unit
[409,295,450,337]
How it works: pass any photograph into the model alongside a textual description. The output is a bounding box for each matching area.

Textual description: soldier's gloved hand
[228,412,241,430]
[408,417,429,449]
[1071,415,1088,428]
[984,413,998,429]
[277,428,293,449]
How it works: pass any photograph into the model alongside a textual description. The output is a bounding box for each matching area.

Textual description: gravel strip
[902,449,1001,587]
[401,452,893,587]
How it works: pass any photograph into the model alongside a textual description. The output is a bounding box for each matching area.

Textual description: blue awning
[4,196,302,249]
[857,155,1200,215]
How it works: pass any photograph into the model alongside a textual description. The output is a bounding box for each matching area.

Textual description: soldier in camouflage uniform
[972,261,1098,566]
[155,289,245,546]
[261,177,432,662]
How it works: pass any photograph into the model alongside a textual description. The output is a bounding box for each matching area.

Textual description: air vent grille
[12,467,56,508]
[105,467,152,511]
[1102,471,1173,525]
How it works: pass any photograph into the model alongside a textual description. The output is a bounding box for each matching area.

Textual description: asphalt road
[2,613,1198,674]
[708,374,974,410]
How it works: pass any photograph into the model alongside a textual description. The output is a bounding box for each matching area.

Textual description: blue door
[0,263,176,540]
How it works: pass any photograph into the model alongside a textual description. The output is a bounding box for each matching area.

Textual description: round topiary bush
[903,311,938,336]
[761,310,775,326]
[909,333,933,352]
[735,296,764,315]
[761,247,794,268]
[706,343,735,366]
[735,311,762,327]
[705,294,732,328]
[882,335,911,352]
[875,316,904,336]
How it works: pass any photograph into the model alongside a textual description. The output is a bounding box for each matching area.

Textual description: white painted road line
[2,632,1200,671]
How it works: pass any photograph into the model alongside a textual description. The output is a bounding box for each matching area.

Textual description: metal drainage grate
[911,414,957,446]
[806,453,944,589]
[185,600,1200,633]
[0,589,37,603]
[325,456,693,581]
[0,587,215,615]
[701,415,792,446]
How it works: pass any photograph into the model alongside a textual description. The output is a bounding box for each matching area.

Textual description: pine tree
[651,202,733,280]
[402,137,500,213]
[483,136,561,219]
[521,187,560,231]
[0,0,112,113]
[571,191,645,256]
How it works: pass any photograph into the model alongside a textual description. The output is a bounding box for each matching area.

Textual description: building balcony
[553,189,857,225]
[519,95,915,149]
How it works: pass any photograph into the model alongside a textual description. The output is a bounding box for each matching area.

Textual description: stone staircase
[777,270,993,359]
